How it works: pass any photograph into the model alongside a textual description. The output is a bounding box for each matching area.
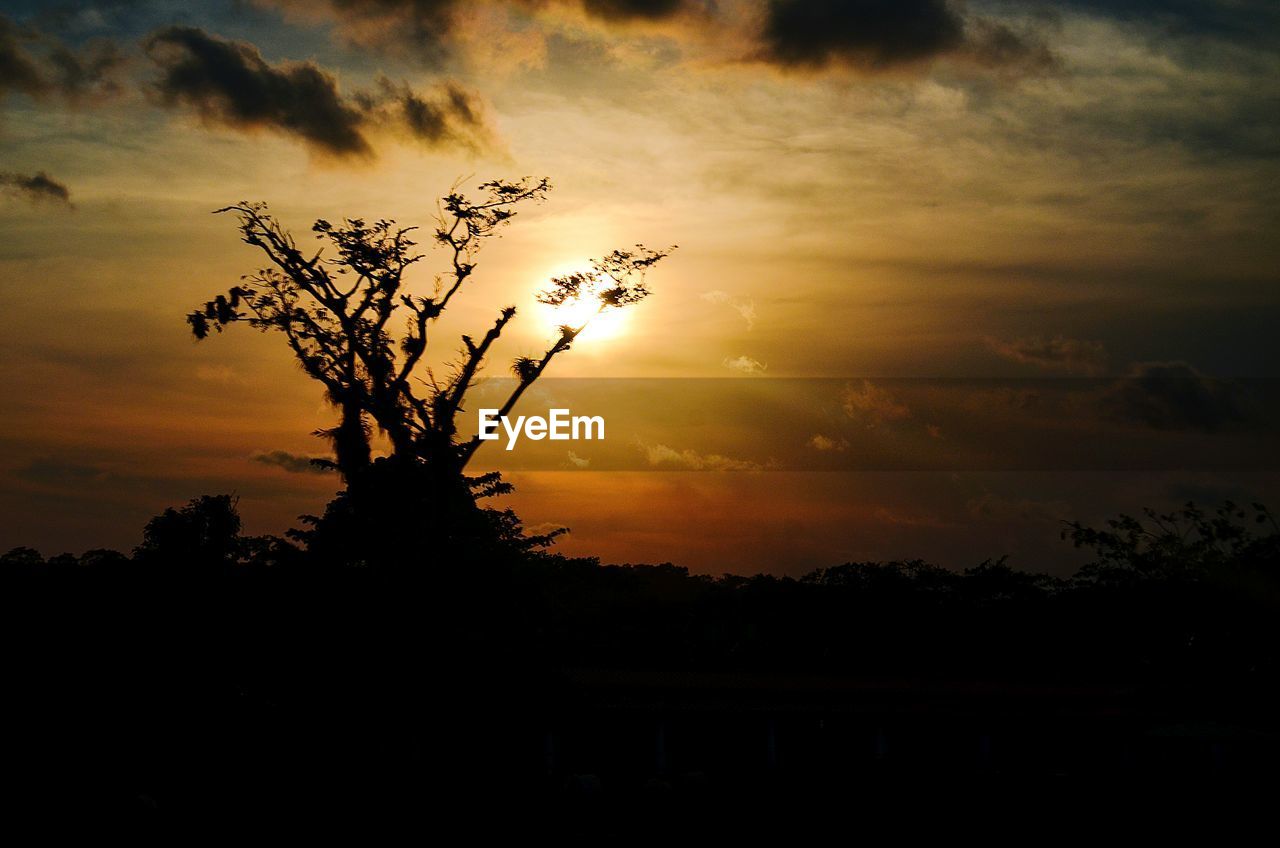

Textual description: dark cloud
[0,12,125,101]
[1100,362,1245,432]
[756,0,1054,73]
[759,0,964,69]
[986,335,1108,375]
[360,75,489,150]
[0,14,46,96]
[262,1,1042,77]
[143,26,491,158]
[580,0,687,21]
[402,83,461,138]
[144,25,373,157]
[0,170,73,206]
[250,450,333,474]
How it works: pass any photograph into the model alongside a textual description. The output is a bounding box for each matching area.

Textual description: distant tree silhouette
[1062,500,1280,585]
[1,546,45,568]
[187,178,671,559]
[134,494,243,569]
[76,548,131,570]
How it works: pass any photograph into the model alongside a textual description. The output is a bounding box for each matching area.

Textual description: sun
[535,264,632,342]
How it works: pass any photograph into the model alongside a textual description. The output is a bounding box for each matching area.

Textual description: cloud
[16,458,112,487]
[723,354,767,374]
[985,335,1108,375]
[43,37,127,101]
[358,76,492,151]
[701,289,757,329]
[843,380,910,426]
[580,0,691,22]
[259,1,1052,81]
[0,13,125,102]
[143,26,491,158]
[144,26,373,157]
[0,15,50,98]
[524,520,571,539]
[759,0,963,69]
[0,171,73,206]
[806,433,848,452]
[266,0,459,62]
[1099,362,1245,432]
[964,18,1057,74]
[754,0,1055,74]
[250,450,332,473]
[566,450,591,468]
[266,0,696,62]
[643,442,769,471]
[1052,1,1280,47]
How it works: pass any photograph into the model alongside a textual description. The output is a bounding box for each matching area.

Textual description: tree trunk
[334,398,371,480]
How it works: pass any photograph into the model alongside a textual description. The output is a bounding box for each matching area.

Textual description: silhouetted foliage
[185,178,672,565]
[1063,500,1280,585]
[287,456,563,569]
[4,496,1280,818]
[1,545,44,568]
[133,493,245,568]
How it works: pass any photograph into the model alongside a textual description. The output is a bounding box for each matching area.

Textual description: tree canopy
[188,178,673,482]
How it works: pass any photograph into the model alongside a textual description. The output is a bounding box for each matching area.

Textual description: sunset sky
[2,0,1278,574]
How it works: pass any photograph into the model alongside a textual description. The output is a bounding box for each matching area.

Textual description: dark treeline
[6,495,1279,680]
[4,493,1280,823]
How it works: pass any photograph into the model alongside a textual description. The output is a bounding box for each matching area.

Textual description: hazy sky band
[454,377,1280,471]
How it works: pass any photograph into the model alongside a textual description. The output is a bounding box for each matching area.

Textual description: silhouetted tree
[1,546,44,568]
[189,178,671,481]
[77,548,130,570]
[133,494,244,569]
[187,178,671,559]
[962,557,1064,602]
[1062,501,1280,585]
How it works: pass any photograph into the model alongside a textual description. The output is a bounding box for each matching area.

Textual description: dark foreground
[4,558,1280,829]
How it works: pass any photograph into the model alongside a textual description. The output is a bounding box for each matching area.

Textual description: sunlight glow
[535,264,632,342]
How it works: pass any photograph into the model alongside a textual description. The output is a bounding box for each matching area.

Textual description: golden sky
[2,1,1279,573]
